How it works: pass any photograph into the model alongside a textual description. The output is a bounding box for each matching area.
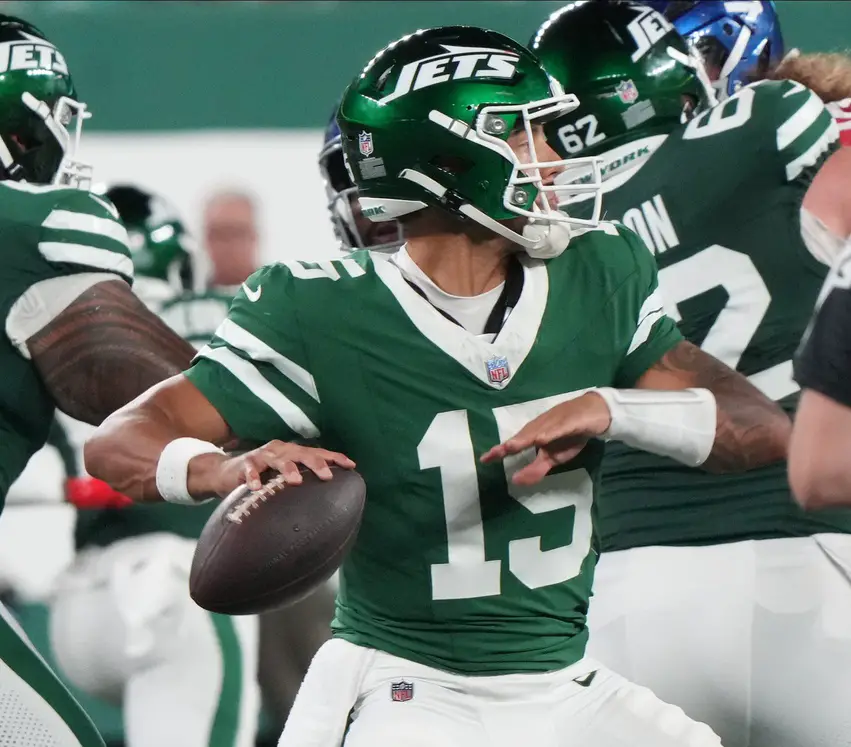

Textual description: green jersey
[586,79,849,550]
[0,181,132,509]
[74,287,234,549]
[185,224,681,675]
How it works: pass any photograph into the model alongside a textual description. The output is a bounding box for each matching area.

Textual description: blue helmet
[644,1,784,99]
[318,104,403,253]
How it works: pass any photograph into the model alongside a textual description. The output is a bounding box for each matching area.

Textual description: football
[189,466,366,615]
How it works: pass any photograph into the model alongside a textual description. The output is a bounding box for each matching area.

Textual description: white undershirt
[389,247,506,338]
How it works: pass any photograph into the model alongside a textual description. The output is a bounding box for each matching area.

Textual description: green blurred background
[3,0,850,131]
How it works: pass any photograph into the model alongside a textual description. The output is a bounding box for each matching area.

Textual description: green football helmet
[103,184,205,306]
[0,15,90,187]
[336,26,604,258]
[531,1,716,165]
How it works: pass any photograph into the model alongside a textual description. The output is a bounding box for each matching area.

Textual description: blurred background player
[0,14,199,747]
[318,107,404,254]
[790,242,851,508]
[49,184,260,747]
[532,2,851,746]
[202,190,260,290]
[648,0,851,264]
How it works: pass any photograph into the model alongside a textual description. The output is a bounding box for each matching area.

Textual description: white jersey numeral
[284,258,365,281]
[683,86,756,140]
[556,113,608,155]
[659,244,796,400]
[417,394,593,601]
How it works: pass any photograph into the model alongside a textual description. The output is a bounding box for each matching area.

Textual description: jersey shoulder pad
[37,188,133,280]
[564,220,653,280]
[749,79,839,181]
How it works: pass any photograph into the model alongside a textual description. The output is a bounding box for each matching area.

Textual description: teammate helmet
[336,26,604,259]
[318,104,404,252]
[104,185,204,298]
[531,1,715,161]
[643,1,784,99]
[0,15,90,187]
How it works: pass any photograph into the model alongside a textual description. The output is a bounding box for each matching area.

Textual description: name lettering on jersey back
[626,8,674,62]
[0,38,68,76]
[620,194,680,256]
[379,45,519,104]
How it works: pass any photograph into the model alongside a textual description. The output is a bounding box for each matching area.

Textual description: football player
[86,26,790,747]
[767,51,851,147]
[531,2,851,746]
[651,1,851,260]
[789,243,851,507]
[319,105,404,253]
[643,0,784,101]
[0,15,198,747]
[49,185,259,747]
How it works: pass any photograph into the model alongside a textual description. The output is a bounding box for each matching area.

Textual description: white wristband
[593,387,717,467]
[155,437,225,505]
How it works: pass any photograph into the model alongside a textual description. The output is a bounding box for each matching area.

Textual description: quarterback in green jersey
[47,184,259,747]
[532,2,851,746]
[87,25,790,747]
[0,13,197,747]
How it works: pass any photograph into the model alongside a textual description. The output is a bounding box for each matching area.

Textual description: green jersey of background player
[87,25,789,747]
[71,184,233,548]
[48,183,259,747]
[533,3,851,747]
[533,0,847,549]
[0,13,195,747]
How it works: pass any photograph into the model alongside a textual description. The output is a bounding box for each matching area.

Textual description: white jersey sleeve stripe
[37,241,134,277]
[42,209,130,248]
[777,92,827,151]
[214,318,320,401]
[196,345,320,439]
[785,124,839,181]
[628,287,667,356]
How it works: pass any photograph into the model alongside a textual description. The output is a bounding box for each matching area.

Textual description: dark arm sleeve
[795,248,851,407]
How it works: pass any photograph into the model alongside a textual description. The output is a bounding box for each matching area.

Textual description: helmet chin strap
[456,201,571,259]
[401,169,573,259]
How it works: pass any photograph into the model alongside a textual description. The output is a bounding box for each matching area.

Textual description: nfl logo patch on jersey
[485,355,511,384]
[358,130,374,157]
[390,681,414,702]
[616,79,639,104]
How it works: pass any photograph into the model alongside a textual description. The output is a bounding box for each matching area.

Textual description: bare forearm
[639,342,791,473]
[84,377,232,503]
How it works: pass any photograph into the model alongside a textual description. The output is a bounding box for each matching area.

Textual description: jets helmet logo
[626,7,674,62]
[379,45,520,104]
[0,32,68,75]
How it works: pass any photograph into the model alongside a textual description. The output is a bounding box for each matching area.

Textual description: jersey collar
[371,248,549,390]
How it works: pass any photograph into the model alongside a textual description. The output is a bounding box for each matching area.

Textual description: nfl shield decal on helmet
[485,355,511,384]
[390,681,414,702]
[358,130,374,157]
[616,79,639,104]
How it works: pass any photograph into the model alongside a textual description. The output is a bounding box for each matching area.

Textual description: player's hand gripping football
[188,440,356,498]
[480,392,611,485]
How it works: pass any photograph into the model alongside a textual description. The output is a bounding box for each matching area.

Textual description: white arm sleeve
[5,272,125,359]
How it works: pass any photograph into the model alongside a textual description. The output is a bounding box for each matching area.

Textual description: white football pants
[278,638,722,747]
[0,600,105,746]
[49,533,260,747]
[587,534,851,747]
